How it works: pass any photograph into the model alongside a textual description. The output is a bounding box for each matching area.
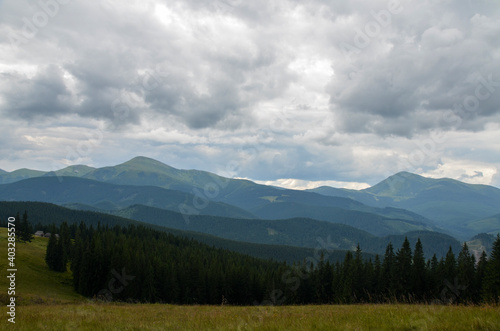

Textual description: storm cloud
[0,0,499,187]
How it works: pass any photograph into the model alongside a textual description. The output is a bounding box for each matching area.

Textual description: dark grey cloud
[328,1,500,137]
[0,64,72,119]
[0,0,499,188]
[0,0,297,130]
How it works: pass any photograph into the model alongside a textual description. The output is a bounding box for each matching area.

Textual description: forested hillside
[0,201,352,264]
[43,221,500,305]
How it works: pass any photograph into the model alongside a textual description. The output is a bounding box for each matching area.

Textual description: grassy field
[0,228,84,305]
[1,228,499,330]
[9,303,500,330]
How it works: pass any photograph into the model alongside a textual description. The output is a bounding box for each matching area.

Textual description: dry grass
[3,303,498,330]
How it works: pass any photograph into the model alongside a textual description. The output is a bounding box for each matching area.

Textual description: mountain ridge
[309,171,500,239]
[2,156,499,239]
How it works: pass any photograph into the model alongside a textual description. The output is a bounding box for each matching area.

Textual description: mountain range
[308,171,500,239]
[1,156,499,258]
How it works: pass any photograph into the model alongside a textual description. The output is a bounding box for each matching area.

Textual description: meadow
[8,303,500,330]
[1,229,499,330]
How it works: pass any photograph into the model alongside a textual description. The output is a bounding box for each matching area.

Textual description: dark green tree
[381,242,396,300]
[442,246,457,282]
[483,234,500,303]
[45,231,58,270]
[412,238,427,301]
[395,237,413,300]
[457,243,475,303]
[54,232,66,272]
[340,250,354,303]
[59,222,72,263]
[20,211,33,242]
[352,244,367,301]
[373,254,382,297]
[474,251,488,303]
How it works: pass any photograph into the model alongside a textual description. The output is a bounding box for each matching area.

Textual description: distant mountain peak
[394,171,420,178]
[121,156,176,170]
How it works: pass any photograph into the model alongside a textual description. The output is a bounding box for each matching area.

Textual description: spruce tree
[352,244,366,302]
[475,251,488,303]
[20,211,33,242]
[373,255,382,298]
[45,232,58,270]
[428,254,439,298]
[457,243,475,302]
[381,242,396,300]
[60,222,72,263]
[55,232,66,272]
[443,246,457,282]
[341,250,354,303]
[395,237,413,300]
[412,238,427,301]
[483,234,500,303]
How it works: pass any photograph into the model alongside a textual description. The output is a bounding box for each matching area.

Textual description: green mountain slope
[0,176,255,219]
[110,204,460,258]
[0,168,46,184]
[310,172,500,239]
[467,214,500,235]
[0,201,352,264]
[0,228,84,304]
[44,165,96,178]
[250,201,436,236]
[82,156,253,193]
[113,204,376,251]
[80,157,434,235]
[0,158,436,236]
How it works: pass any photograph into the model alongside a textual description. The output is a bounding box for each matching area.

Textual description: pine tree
[475,251,488,303]
[341,250,354,303]
[395,237,413,300]
[483,234,500,303]
[45,231,58,270]
[412,238,427,301]
[457,243,475,303]
[443,246,457,282]
[381,242,396,300]
[55,232,66,272]
[352,244,366,302]
[373,254,382,299]
[20,211,33,242]
[428,254,439,298]
[60,222,72,263]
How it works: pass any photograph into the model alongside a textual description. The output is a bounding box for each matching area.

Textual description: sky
[1,0,499,189]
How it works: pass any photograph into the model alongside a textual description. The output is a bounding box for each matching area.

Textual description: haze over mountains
[1,156,499,257]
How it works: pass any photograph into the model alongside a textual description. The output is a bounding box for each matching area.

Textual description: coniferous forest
[41,218,500,305]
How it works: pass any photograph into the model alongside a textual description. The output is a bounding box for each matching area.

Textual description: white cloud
[0,0,499,190]
[420,158,498,186]
[251,178,371,190]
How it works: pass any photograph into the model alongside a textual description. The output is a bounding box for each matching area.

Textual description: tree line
[40,218,500,305]
[3,210,498,304]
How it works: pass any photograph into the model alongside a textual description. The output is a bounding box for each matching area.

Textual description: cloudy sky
[1,0,499,189]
